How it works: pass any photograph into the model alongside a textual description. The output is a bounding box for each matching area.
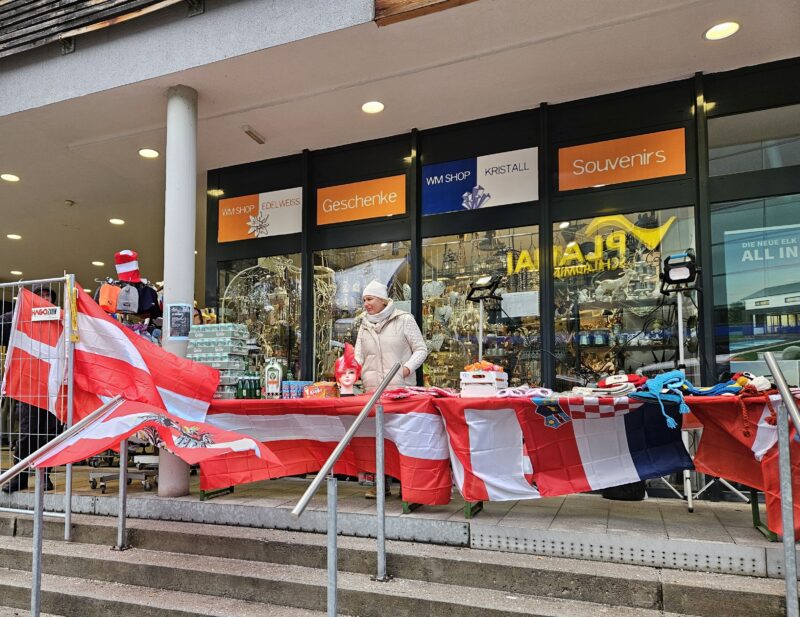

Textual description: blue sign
[421,148,538,215]
[422,159,477,215]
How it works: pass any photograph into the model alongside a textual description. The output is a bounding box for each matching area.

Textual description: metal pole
[64,274,76,541]
[675,292,693,512]
[478,299,484,362]
[30,467,45,617]
[374,403,388,582]
[766,352,800,436]
[292,364,401,517]
[114,439,129,550]
[327,475,337,617]
[764,352,800,617]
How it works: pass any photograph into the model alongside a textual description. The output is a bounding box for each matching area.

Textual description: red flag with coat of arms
[30,398,282,490]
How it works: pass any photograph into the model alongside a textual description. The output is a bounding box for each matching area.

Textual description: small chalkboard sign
[166,303,192,340]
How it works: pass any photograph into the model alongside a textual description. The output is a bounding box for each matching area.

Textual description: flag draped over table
[205,396,453,504]
[432,396,692,501]
[31,399,281,490]
[689,394,800,540]
[3,287,219,423]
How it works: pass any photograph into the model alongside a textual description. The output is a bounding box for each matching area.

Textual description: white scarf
[365,300,395,325]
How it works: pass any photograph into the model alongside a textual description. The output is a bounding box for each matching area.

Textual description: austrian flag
[31,399,282,491]
[3,287,219,424]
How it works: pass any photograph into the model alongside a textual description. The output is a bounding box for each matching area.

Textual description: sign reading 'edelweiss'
[317,175,406,225]
[558,128,686,191]
[217,187,302,243]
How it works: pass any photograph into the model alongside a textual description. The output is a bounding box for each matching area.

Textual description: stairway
[0,512,790,617]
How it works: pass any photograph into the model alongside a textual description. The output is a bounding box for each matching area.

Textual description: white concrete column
[159,84,198,497]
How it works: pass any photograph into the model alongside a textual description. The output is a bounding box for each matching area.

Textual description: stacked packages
[188,324,249,399]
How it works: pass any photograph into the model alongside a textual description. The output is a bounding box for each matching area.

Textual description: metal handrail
[762,352,800,617]
[291,362,401,517]
[765,352,800,435]
[0,396,124,489]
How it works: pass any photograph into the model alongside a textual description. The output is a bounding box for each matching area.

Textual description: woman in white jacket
[354,279,428,498]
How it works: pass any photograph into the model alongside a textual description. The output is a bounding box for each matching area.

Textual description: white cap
[362,280,389,301]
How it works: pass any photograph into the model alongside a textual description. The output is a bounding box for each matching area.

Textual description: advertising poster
[317,175,406,225]
[724,224,800,306]
[217,187,302,242]
[422,147,538,215]
[166,303,192,341]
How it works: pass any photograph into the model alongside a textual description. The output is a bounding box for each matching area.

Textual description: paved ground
[0,458,775,551]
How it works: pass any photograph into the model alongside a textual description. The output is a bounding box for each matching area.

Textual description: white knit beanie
[362,280,389,301]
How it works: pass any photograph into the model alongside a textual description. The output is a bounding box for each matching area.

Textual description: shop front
[204,58,800,394]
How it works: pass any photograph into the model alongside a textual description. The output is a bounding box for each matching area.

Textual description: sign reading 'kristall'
[422,147,538,215]
[217,187,302,243]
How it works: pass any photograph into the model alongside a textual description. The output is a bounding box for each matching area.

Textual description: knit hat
[362,280,389,301]
[115,250,141,283]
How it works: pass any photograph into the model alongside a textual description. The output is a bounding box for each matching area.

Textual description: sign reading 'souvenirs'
[558,128,686,191]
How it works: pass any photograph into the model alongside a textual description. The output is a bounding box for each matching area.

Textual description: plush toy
[334,343,362,396]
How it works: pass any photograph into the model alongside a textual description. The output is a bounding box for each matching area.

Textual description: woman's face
[363,294,387,315]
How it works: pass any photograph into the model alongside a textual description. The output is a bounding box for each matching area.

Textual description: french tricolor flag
[433,397,693,502]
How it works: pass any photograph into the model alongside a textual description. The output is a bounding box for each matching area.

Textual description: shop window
[712,194,800,382]
[708,104,800,176]
[313,242,411,380]
[552,207,698,390]
[422,227,540,388]
[217,255,303,379]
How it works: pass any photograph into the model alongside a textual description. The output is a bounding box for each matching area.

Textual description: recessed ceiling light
[559,222,570,229]
[10,270,22,276]
[138,148,160,159]
[194,250,198,255]
[84,288,92,293]
[207,189,225,197]
[1,173,20,182]
[109,218,125,225]
[704,22,740,40]
[6,234,21,240]
[91,261,105,266]
[361,101,385,114]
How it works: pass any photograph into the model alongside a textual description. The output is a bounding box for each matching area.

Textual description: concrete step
[1,513,791,617]
[0,567,339,617]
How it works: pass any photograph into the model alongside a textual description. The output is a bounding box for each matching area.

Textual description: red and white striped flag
[1,288,68,420]
[31,399,281,485]
[204,396,454,504]
[73,287,219,422]
[3,287,219,423]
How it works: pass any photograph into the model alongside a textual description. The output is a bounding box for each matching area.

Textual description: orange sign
[217,187,302,242]
[218,194,259,242]
[558,128,686,191]
[317,175,406,226]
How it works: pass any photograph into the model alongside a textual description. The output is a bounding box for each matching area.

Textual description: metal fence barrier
[0,276,77,540]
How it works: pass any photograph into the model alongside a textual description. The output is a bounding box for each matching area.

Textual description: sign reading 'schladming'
[422,148,538,215]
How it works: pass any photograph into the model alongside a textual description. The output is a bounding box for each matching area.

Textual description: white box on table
[459,371,508,398]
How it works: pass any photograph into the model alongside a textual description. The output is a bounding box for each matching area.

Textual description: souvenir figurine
[334,342,362,396]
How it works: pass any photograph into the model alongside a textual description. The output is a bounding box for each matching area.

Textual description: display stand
[657,252,696,512]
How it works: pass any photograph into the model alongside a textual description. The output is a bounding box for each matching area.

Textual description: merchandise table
[204,393,720,506]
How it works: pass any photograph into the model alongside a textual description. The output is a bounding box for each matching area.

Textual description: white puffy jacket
[354,306,428,392]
